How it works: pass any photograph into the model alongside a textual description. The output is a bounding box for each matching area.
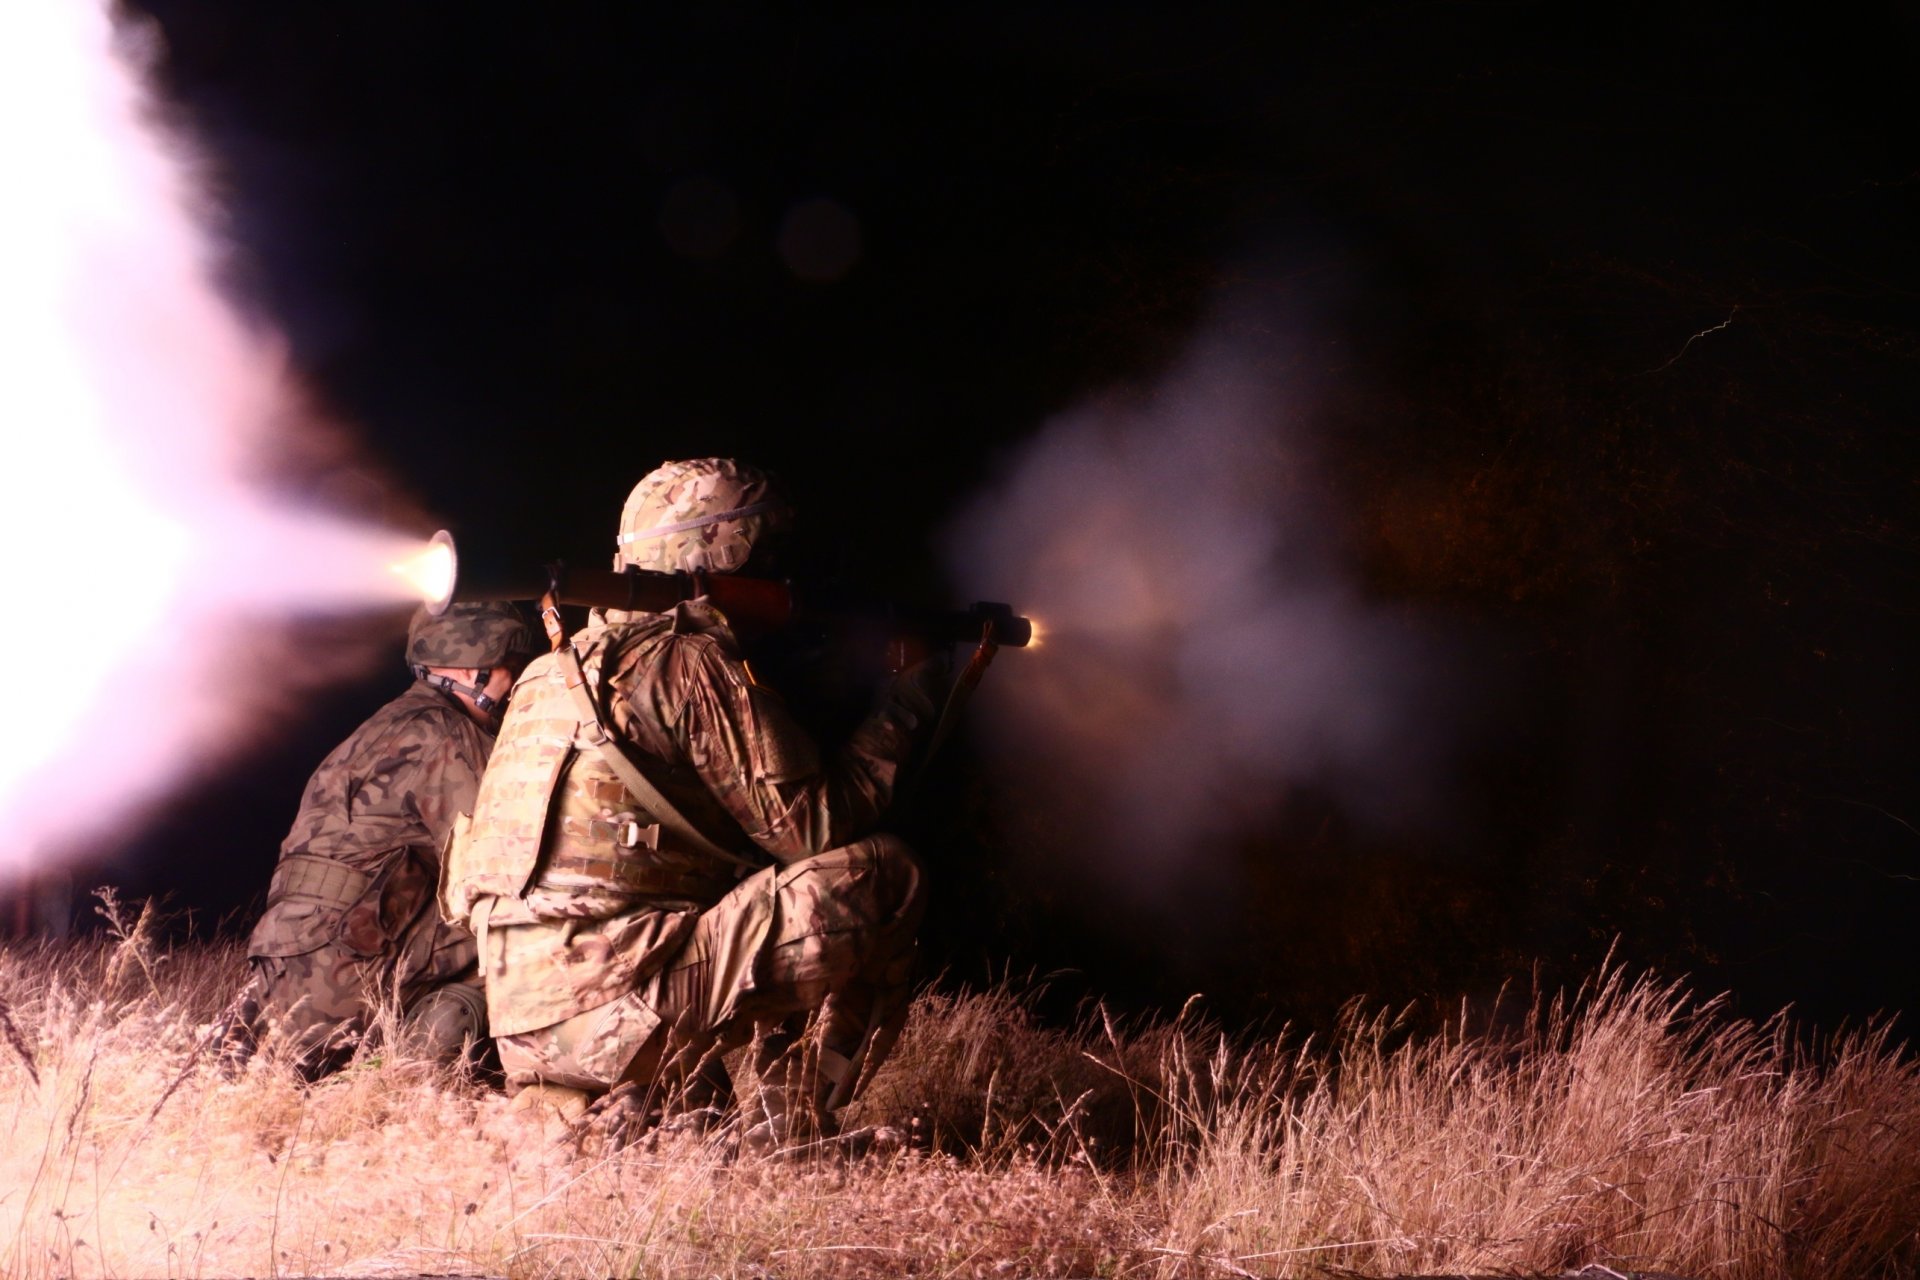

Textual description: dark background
[97,2,1919,1037]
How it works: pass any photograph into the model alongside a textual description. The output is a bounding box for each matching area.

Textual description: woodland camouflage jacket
[450,602,923,1035]
[248,680,493,959]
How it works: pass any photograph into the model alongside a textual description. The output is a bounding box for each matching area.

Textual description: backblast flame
[0,1,441,876]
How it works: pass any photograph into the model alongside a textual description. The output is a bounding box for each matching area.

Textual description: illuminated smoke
[944,312,1456,910]
[0,2,430,871]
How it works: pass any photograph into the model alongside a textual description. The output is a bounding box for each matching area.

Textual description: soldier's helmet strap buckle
[538,580,566,653]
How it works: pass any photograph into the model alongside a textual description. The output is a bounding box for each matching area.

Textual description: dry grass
[1,900,1916,1279]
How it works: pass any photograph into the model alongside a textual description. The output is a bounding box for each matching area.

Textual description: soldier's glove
[881,651,953,733]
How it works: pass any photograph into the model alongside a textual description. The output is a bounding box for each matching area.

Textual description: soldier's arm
[398,713,489,853]
[645,637,925,863]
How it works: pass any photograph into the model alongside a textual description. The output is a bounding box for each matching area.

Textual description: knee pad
[400,982,488,1064]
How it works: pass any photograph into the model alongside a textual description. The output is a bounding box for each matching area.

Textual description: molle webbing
[560,813,660,851]
[540,847,735,902]
[447,625,767,944]
[268,853,372,908]
[546,813,740,900]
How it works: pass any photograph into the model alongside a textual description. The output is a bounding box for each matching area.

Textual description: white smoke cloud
[0,2,431,871]
[944,306,1460,908]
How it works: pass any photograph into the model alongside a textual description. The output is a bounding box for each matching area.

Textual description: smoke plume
[0,3,431,871]
[944,307,1460,915]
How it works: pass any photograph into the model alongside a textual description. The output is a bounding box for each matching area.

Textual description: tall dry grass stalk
[0,909,1915,1278]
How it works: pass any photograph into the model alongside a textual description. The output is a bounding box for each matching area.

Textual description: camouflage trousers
[233,922,483,1079]
[497,833,925,1105]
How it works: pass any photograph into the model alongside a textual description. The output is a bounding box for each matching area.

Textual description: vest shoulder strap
[554,643,763,873]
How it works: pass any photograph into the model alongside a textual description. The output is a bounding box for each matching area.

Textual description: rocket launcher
[408,529,1034,657]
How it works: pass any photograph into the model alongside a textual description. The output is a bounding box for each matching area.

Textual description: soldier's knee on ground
[399,981,488,1065]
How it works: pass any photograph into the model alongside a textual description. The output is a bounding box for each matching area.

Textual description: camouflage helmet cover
[406,601,534,670]
[616,457,794,573]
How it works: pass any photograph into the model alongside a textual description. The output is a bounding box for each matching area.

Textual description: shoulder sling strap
[552,641,764,874]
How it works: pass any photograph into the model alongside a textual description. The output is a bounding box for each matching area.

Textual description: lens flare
[0,1,434,874]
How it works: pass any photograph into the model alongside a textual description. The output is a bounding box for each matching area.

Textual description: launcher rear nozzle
[394,529,458,615]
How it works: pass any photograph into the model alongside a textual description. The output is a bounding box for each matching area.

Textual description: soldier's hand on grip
[882,651,953,732]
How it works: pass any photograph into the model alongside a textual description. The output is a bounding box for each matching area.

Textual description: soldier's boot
[508,1081,593,1123]
[743,1050,851,1156]
[740,1016,812,1152]
[816,980,915,1113]
[739,1008,865,1156]
[495,1080,595,1154]
[570,1081,655,1154]
[397,981,487,1068]
[657,1050,735,1137]
[211,990,263,1079]
[283,1010,364,1082]
[815,985,914,1156]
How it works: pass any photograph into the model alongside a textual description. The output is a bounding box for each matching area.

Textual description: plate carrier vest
[440,619,755,934]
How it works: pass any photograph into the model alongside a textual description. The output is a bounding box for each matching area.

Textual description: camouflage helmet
[616,457,794,574]
[406,601,534,671]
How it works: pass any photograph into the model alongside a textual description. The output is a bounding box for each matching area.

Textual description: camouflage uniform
[444,464,937,1133]
[234,603,529,1077]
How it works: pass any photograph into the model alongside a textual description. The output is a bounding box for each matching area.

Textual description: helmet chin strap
[412,665,502,714]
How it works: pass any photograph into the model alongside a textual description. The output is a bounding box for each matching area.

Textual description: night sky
[99,3,1919,1037]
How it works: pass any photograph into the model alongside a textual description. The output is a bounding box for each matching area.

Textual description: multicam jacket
[249,680,493,961]
[444,602,921,1036]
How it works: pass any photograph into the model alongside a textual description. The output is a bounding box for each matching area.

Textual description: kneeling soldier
[230,601,532,1078]
[443,458,943,1148]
